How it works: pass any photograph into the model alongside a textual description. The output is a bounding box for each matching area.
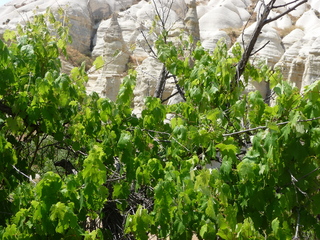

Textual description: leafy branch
[223,116,320,137]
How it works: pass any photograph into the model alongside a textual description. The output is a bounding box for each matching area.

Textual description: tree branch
[173,75,186,101]
[140,30,158,58]
[233,0,307,88]
[12,165,36,184]
[161,90,179,103]
[250,40,270,56]
[153,64,168,98]
[273,0,303,8]
[265,0,307,24]
[223,116,320,137]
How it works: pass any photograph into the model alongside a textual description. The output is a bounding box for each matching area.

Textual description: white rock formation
[1,0,320,105]
[87,13,129,101]
[301,36,320,90]
[282,28,305,50]
[276,40,307,90]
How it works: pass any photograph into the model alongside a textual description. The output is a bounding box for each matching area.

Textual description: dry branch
[233,0,307,89]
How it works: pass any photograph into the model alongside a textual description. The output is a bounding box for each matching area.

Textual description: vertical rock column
[97,13,129,101]
[184,0,200,45]
[301,37,320,90]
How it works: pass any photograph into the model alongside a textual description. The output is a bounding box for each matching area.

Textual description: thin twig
[161,91,179,103]
[141,128,190,152]
[297,167,320,181]
[223,116,320,137]
[265,0,307,24]
[173,75,186,101]
[233,0,306,88]
[273,0,302,8]
[293,209,300,240]
[140,30,158,58]
[250,41,270,56]
[12,165,36,184]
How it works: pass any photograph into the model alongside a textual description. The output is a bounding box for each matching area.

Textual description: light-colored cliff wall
[1,0,320,107]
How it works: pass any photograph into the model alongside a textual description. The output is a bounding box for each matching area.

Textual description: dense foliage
[1,10,320,240]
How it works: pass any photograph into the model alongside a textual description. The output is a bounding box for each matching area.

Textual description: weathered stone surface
[276,40,306,90]
[132,57,175,116]
[88,0,112,24]
[199,6,243,31]
[2,0,320,105]
[87,13,129,101]
[184,0,200,43]
[301,37,320,90]
[282,28,305,50]
[296,9,320,33]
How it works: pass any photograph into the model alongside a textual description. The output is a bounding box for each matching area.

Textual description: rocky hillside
[1,0,320,112]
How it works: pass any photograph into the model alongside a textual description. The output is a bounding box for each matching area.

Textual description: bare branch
[292,209,300,240]
[223,116,320,137]
[297,167,320,181]
[250,40,270,56]
[161,90,179,103]
[265,0,307,24]
[152,0,165,32]
[173,75,186,101]
[141,128,190,152]
[233,0,307,88]
[273,0,303,8]
[153,64,168,98]
[140,30,158,58]
[12,165,36,184]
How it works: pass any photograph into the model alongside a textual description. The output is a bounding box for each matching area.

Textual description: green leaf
[237,159,258,180]
[200,223,208,238]
[205,199,216,218]
[93,56,104,69]
[117,132,132,149]
[21,44,34,57]
[267,122,279,132]
[271,218,279,235]
[82,145,107,185]
[216,143,237,154]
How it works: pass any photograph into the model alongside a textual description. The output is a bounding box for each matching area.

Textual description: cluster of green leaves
[125,35,320,239]
[1,9,320,240]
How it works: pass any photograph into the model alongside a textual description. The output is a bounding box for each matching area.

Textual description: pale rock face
[276,40,307,89]
[87,13,129,101]
[273,14,292,29]
[202,30,231,50]
[199,6,243,31]
[199,5,242,51]
[184,0,200,42]
[309,0,320,12]
[2,0,320,106]
[282,28,305,50]
[296,10,320,32]
[288,57,306,90]
[88,0,112,24]
[60,58,75,74]
[237,7,251,23]
[288,1,307,17]
[0,0,117,54]
[132,57,175,116]
[301,37,320,90]
[196,5,209,19]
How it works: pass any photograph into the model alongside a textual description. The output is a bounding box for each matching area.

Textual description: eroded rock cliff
[1,0,320,110]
